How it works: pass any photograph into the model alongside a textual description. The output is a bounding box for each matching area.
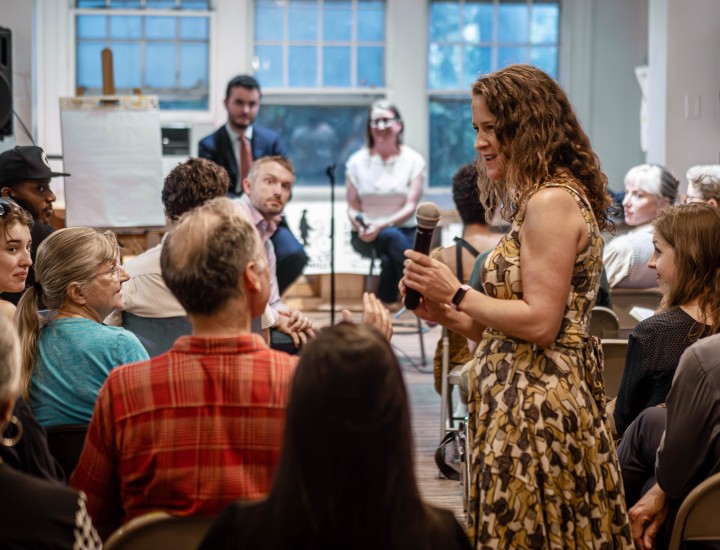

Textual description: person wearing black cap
[0,145,69,303]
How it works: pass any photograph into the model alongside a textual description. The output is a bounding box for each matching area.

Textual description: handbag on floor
[434,425,465,481]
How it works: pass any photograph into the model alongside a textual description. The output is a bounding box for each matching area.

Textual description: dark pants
[351,226,415,303]
[271,220,309,296]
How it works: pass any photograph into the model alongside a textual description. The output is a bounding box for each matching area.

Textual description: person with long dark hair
[402,64,632,547]
[200,323,470,550]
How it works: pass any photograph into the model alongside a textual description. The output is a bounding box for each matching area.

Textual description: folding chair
[104,511,215,550]
[668,471,720,550]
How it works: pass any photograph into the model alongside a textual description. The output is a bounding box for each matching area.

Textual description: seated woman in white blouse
[345,100,426,308]
[604,164,679,288]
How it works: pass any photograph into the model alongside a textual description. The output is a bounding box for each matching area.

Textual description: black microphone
[404,202,441,310]
[355,213,368,230]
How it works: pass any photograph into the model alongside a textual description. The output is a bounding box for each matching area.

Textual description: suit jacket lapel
[216,128,239,184]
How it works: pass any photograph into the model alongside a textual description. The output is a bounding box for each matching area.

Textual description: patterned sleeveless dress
[466,184,632,549]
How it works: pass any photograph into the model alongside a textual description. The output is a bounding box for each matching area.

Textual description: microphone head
[415,202,441,230]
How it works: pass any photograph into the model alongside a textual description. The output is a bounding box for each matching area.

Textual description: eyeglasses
[0,197,22,217]
[369,117,399,130]
[93,265,122,281]
[683,194,706,204]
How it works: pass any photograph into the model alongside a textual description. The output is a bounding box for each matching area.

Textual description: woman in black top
[613,204,720,436]
[201,323,471,550]
[0,314,101,549]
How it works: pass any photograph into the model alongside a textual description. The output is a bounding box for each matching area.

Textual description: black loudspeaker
[0,27,12,138]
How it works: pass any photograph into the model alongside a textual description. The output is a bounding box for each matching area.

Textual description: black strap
[453,237,480,283]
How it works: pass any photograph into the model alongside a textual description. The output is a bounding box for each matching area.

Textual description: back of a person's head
[161,158,230,221]
[160,197,263,316]
[625,164,679,203]
[0,314,21,405]
[654,203,720,331]
[452,163,487,225]
[686,165,720,203]
[268,323,424,543]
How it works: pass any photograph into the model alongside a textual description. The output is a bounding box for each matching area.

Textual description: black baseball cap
[0,146,70,184]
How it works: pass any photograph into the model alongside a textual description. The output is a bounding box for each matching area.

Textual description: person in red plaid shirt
[70,197,391,540]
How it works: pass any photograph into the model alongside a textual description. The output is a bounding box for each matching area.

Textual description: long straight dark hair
[262,322,428,547]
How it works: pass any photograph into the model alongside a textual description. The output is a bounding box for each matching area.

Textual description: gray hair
[161,197,265,316]
[686,165,720,202]
[0,315,21,403]
[624,164,679,203]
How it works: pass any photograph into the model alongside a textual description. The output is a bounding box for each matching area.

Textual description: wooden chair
[668,471,720,550]
[610,287,663,336]
[600,338,628,400]
[45,424,88,479]
[104,511,215,550]
[439,327,468,439]
[589,306,620,339]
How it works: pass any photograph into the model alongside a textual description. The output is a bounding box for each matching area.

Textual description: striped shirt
[70,333,298,535]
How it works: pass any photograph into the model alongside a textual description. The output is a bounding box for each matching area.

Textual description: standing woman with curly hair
[403,65,632,548]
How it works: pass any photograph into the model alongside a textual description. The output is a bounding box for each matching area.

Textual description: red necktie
[239,134,253,193]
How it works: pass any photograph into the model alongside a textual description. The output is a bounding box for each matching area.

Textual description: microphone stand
[325,164,337,325]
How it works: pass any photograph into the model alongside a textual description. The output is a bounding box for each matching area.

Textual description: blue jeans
[351,226,415,303]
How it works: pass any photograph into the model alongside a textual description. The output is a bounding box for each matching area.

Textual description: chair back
[104,511,215,550]
[610,287,663,334]
[600,338,628,399]
[122,313,192,356]
[589,306,620,339]
[45,424,88,479]
[668,471,720,550]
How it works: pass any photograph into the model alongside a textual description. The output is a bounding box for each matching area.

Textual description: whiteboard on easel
[59,96,165,227]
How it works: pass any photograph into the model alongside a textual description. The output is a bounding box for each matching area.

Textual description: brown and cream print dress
[467,184,632,549]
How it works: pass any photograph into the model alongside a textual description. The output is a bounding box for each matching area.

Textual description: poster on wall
[59,95,165,228]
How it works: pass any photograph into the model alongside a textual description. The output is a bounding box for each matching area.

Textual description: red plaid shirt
[70,333,297,535]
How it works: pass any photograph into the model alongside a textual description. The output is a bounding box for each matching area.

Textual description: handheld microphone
[355,214,368,230]
[404,202,441,310]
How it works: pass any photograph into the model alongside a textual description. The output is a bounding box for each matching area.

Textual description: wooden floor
[305,306,466,523]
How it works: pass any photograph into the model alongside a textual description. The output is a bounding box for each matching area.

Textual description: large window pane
[428,98,476,187]
[77,41,105,88]
[112,0,142,8]
[531,3,559,44]
[530,45,557,76]
[109,42,142,87]
[109,16,142,39]
[77,1,107,7]
[145,16,176,40]
[463,45,491,86]
[324,0,352,41]
[179,43,208,87]
[145,43,176,87]
[430,2,460,42]
[323,47,351,87]
[498,3,528,43]
[179,0,211,9]
[428,43,461,89]
[497,45,527,67]
[464,1,493,42]
[257,105,369,185]
[357,46,383,87]
[357,0,384,41]
[146,0,176,8]
[255,45,283,87]
[77,15,107,40]
[255,0,284,41]
[289,46,316,87]
[288,0,318,41]
[179,17,209,39]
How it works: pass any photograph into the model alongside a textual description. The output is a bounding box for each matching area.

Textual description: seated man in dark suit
[198,74,307,295]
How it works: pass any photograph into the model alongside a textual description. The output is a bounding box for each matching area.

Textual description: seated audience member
[618,332,720,549]
[346,100,426,309]
[613,204,720,437]
[0,146,68,304]
[235,156,314,348]
[198,74,307,295]
[431,163,501,395]
[15,228,148,427]
[0,197,32,319]
[0,314,102,549]
[684,164,720,207]
[200,323,469,550]
[604,164,678,288]
[0,198,64,481]
[70,198,390,539]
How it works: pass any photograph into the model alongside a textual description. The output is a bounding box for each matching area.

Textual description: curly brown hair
[472,64,612,232]
[161,158,230,221]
